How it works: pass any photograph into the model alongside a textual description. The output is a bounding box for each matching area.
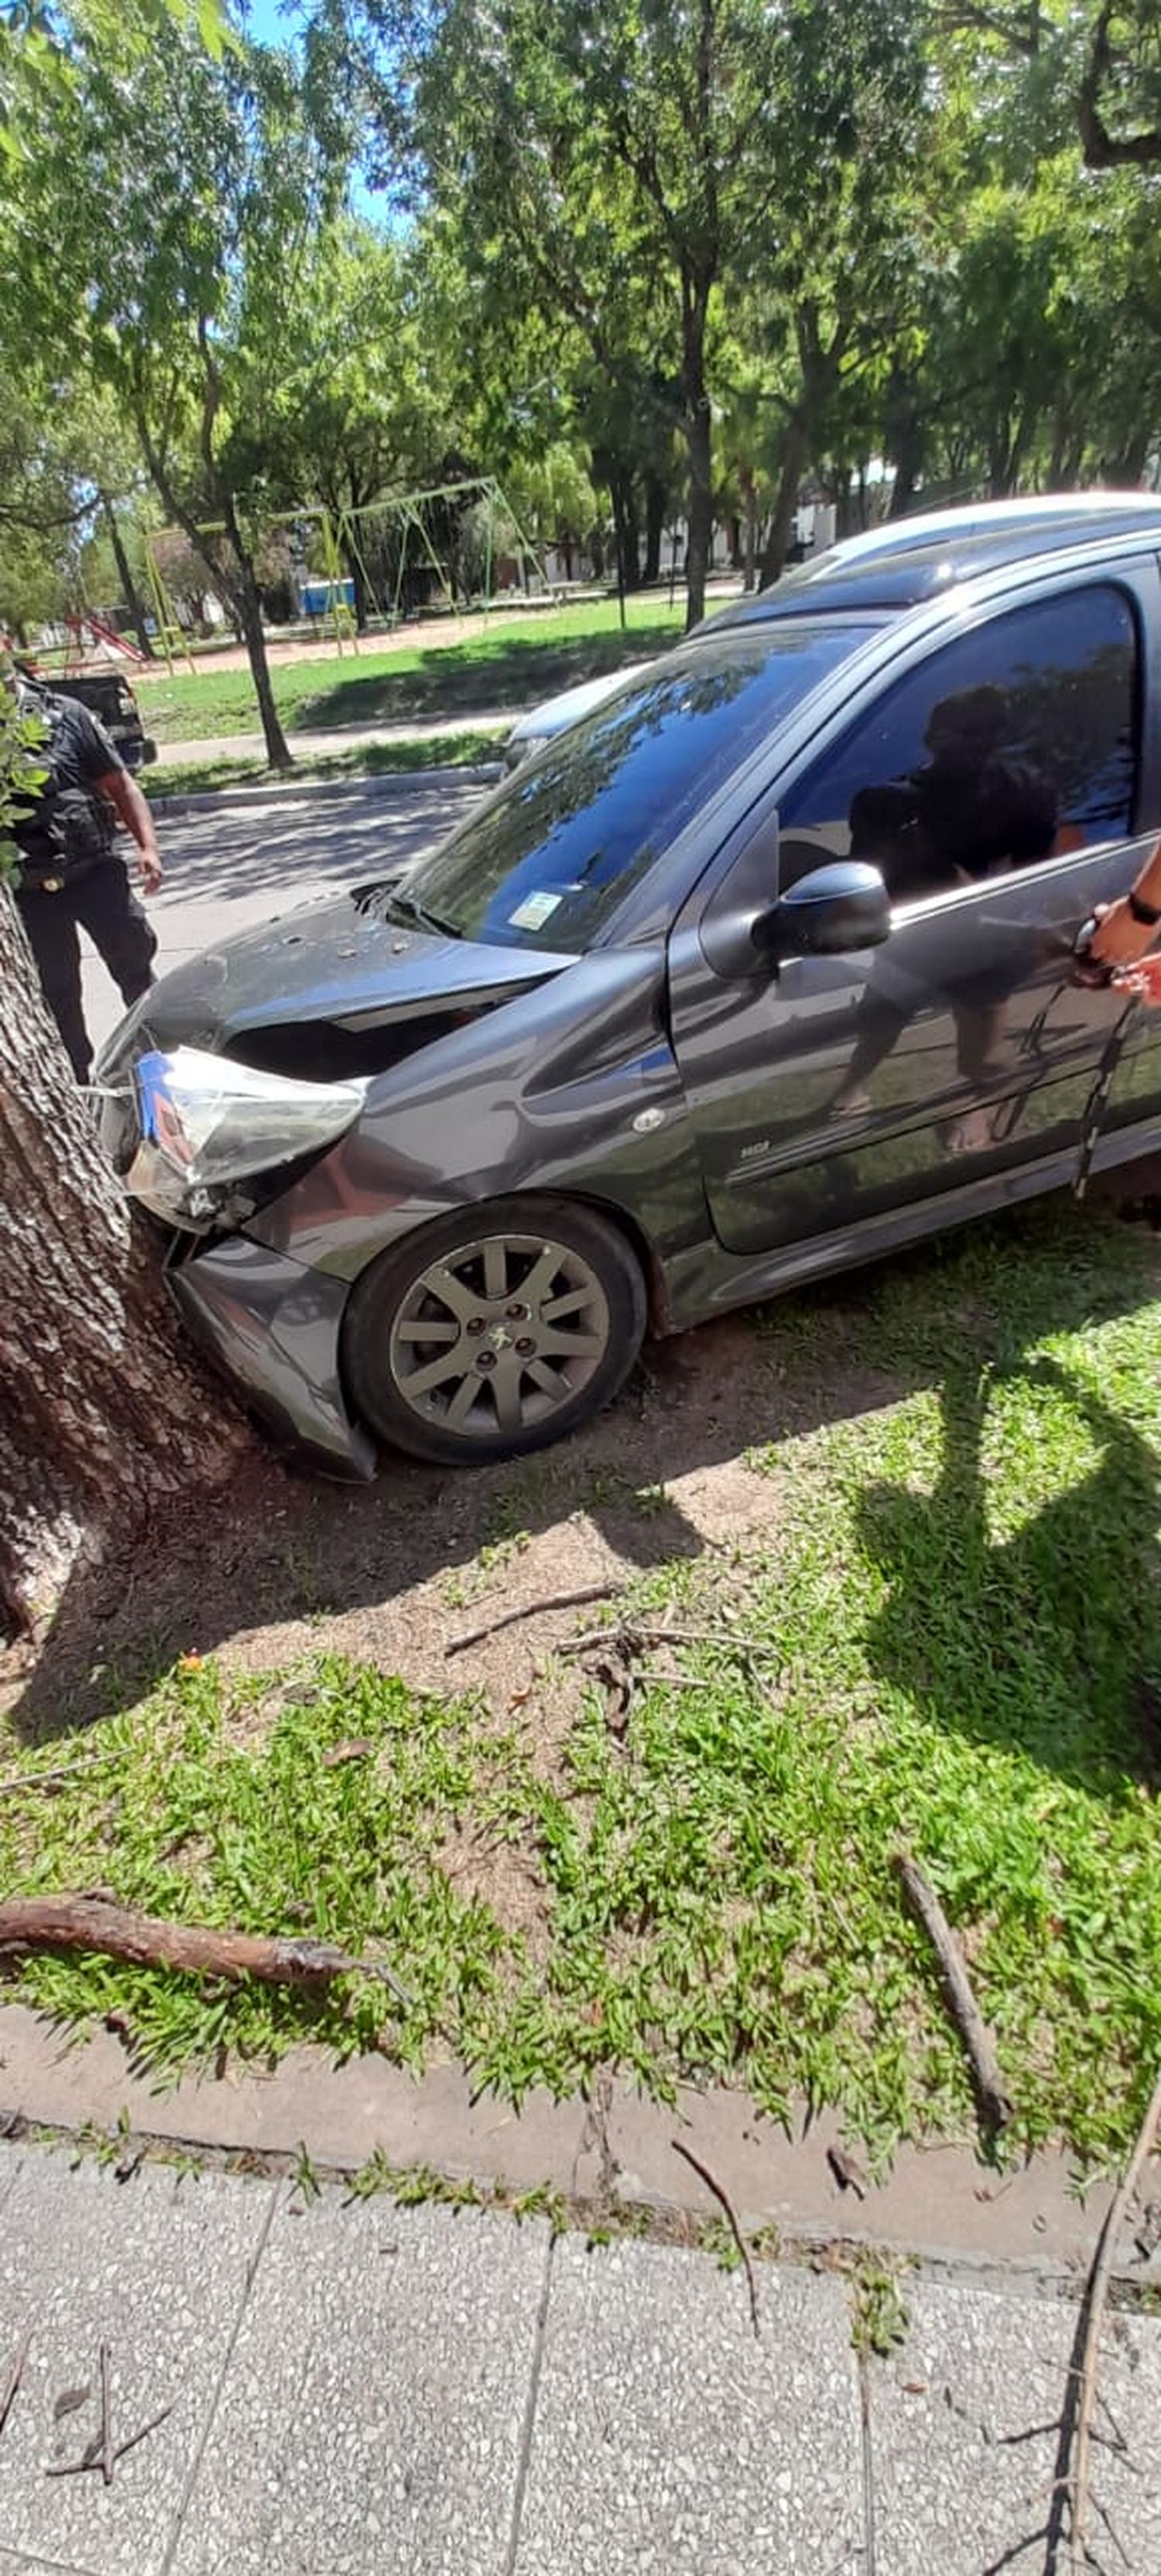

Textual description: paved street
[0,2141,1158,2576]
[83,776,485,1058]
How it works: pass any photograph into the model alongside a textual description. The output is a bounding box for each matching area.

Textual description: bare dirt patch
[0,1307,901,1747]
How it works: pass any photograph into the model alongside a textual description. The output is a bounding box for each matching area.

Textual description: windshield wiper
[378,884,463,940]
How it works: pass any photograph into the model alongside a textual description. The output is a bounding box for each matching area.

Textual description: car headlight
[125,1046,365,1224]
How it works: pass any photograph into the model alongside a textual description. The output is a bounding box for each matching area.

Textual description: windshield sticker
[509,890,563,931]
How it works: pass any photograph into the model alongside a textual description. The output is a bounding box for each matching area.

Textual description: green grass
[2,1201,1159,2170]
[135,598,687,745]
[142,730,503,801]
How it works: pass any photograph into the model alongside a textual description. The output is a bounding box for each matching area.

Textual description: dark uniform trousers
[16,859,157,1083]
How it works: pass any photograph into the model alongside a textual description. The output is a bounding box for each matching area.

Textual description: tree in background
[5,13,358,765]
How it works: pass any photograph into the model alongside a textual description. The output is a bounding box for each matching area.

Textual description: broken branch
[0,1759,101,1798]
[560,1622,765,1660]
[1070,2064,1161,2574]
[671,2136,760,2337]
[0,1895,412,2007]
[0,2324,33,2441]
[446,1583,623,1654]
[892,1849,1012,2135]
[99,2343,113,2490]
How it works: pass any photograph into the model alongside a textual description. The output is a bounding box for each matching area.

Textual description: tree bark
[608,470,642,592]
[642,471,667,584]
[683,396,714,630]
[0,1893,402,1995]
[759,411,809,587]
[220,496,293,771]
[0,892,255,1630]
[100,499,155,661]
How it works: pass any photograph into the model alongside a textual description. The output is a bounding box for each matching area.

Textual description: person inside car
[830,685,1060,1136]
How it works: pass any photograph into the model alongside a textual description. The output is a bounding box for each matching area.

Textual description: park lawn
[143,730,503,801]
[2,1198,1159,2170]
[135,597,687,745]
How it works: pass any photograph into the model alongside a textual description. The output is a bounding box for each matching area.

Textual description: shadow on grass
[856,1349,1161,1798]
[293,622,680,732]
[5,1197,1160,1786]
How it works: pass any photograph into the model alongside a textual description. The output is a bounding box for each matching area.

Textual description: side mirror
[755,862,891,960]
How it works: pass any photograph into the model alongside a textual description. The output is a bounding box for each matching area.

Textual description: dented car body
[98,511,1161,1475]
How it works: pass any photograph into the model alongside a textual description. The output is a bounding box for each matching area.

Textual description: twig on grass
[892,1850,1012,2136]
[446,1584,623,1654]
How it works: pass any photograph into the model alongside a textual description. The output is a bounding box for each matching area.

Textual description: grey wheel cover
[388,1228,611,1440]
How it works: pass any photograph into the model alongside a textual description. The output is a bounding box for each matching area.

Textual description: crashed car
[98,502,1161,1478]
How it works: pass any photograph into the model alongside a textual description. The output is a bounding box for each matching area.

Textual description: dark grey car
[97,510,1161,1477]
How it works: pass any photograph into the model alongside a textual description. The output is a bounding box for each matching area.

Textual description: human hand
[1086,898,1157,968]
[138,847,163,897]
[1111,952,1161,1007]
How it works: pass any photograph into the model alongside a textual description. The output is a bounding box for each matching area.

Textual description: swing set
[141,478,557,676]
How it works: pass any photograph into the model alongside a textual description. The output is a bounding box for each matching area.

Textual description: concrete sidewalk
[0,2136,1158,2576]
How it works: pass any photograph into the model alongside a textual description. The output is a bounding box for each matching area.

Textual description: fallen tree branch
[98,2343,113,2491]
[0,1759,102,1799]
[892,1850,1012,2135]
[47,2400,175,2480]
[0,2324,32,2441]
[0,1895,412,2007]
[446,1584,623,1654]
[672,2136,760,2337]
[560,1623,765,1660]
[1070,2064,1161,2574]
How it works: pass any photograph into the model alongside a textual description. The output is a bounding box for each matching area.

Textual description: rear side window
[778,584,1139,902]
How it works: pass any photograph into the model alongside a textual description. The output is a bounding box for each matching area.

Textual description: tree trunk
[759,411,809,588]
[219,501,293,771]
[0,893,255,1630]
[608,471,642,592]
[642,471,667,584]
[101,499,155,660]
[741,471,758,593]
[683,403,714,630]
[346,547,371,634]
[886,385,924,520]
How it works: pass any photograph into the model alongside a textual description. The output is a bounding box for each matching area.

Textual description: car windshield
[385,622,874,951]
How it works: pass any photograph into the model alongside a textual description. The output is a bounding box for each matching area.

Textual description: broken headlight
[126,1046,365,1225]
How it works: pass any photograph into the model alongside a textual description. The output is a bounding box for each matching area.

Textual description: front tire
[342,1195,648,1466]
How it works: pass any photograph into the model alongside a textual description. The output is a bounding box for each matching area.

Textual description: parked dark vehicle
[40,669,156,772]
[97,505,1161,1477]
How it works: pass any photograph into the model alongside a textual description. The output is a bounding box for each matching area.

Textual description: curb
[149,759,505,818]
[0,2003,1127,2291]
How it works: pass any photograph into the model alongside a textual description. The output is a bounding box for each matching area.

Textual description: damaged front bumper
[169,1233,377,1482]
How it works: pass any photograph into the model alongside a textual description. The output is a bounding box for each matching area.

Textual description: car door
[668,567,1161,1258]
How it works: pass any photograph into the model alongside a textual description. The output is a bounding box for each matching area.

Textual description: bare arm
[1087,835,1161,966]
[97,768,162,896]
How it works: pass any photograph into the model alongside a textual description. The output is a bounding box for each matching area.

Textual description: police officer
[3,654,163,1081]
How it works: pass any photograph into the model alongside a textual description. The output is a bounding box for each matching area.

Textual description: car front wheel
[342,1195,648,1465]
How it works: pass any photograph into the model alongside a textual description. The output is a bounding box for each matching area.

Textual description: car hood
[98,888,574,1069]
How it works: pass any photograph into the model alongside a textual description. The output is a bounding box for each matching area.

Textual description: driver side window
[778,584,1139,902]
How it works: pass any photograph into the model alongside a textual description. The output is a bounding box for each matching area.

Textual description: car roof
[699,499,1161,631]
